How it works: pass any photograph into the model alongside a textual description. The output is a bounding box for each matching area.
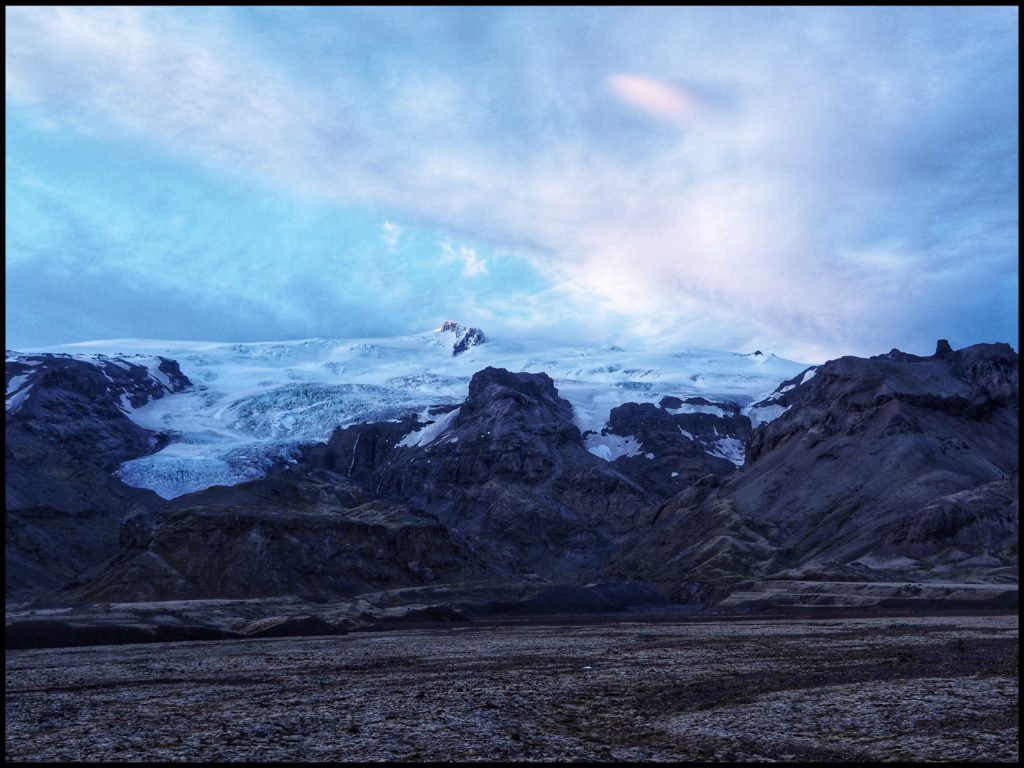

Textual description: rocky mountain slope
[609,341,1019,599]
[6,352,190,469]
[71,470,491,603]
[5,354,190,599]
[313,367,656,580]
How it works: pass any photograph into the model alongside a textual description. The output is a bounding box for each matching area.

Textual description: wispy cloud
[381,221,401,250]
[440,242,488,277]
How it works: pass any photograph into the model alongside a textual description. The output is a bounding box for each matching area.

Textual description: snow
[585,433,643,461]
[745,403,790,428]
[6,373,33,396]
[142,359,174,390]
[116,455,263,499]
[398,407,461,448]
[664,403,728,417]
[27,330,810,498]
[707,437,745,466]
[5,373,34,413]
[778,367,816,393]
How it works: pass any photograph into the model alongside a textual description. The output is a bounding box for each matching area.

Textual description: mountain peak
[934,338,954,358]
[436,321,487,356]
[439,320,463,334]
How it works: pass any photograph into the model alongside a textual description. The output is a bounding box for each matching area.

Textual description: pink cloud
[607,74,707,125]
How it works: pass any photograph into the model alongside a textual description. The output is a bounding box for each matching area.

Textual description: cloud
[607,74,709,126]
[5,6,1018,360]
[381,221,401,249]
[440,241,488,277]
[5,7,348,199]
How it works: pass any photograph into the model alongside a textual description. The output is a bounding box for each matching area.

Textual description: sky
[5,6,1018,363]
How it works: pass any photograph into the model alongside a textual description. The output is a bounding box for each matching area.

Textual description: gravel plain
[5,613,1018,762]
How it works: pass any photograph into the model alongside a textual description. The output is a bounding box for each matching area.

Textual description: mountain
[71,470,492,603]
[609,340,1019,599]
[311,367,656,581]
[5,352,190,599]
[5,351,190,469]
[5,329,1017,622]
[438,320,487,355]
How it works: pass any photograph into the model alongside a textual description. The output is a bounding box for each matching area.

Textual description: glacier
[30,325,811,498]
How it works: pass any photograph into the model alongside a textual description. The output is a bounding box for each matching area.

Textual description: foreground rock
[9,576,1009,651]
[715,580,1019,612]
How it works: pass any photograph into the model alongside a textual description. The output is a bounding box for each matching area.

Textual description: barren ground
[5,613,1018,762]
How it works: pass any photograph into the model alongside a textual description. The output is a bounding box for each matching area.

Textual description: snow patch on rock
[707,437,745,466]
[585,433,643,461]
[399,407,461,448]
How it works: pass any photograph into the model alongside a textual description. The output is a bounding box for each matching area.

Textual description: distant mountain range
[5,325,1018,625]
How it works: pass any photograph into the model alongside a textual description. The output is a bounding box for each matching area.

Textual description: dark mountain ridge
[610,341,1018,599]
[6,354,191,599]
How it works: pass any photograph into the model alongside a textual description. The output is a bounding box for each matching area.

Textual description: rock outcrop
[592,398,750,499]
[5,426,161,598]
[318,367,657,580]
[6,353,189,469]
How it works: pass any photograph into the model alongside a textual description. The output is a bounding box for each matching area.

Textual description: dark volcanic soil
[5,614,1017,762]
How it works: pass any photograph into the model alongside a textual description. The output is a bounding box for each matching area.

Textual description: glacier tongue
[31,330,811,498]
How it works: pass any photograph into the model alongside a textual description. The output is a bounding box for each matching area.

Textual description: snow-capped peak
[436,320,487,356]
[438,320,464,334]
